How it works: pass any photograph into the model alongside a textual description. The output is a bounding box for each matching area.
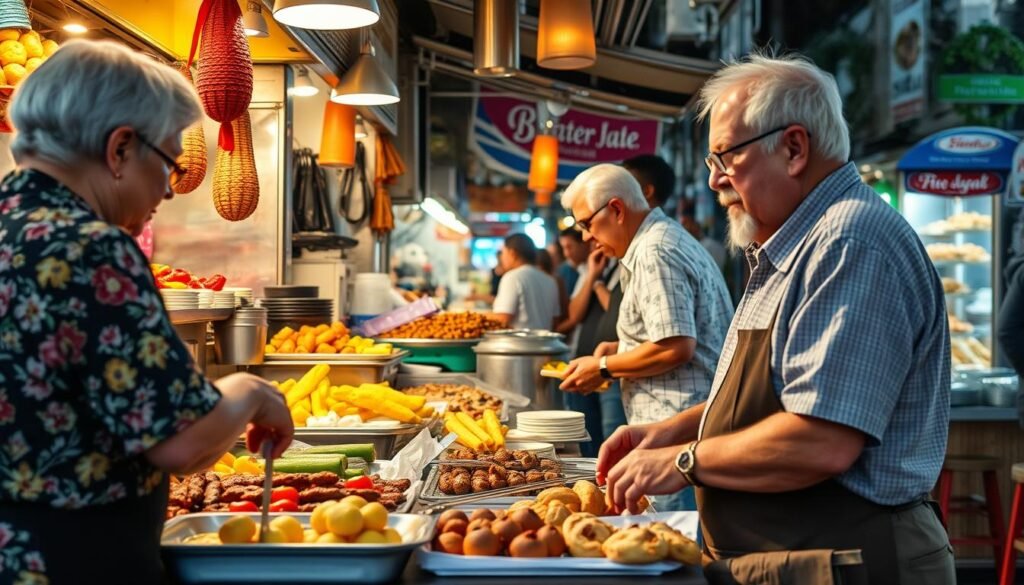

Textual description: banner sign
[890,0,927,124]
[898,126,1020,198]
[939,74,1024,103]
[471,90,661,185]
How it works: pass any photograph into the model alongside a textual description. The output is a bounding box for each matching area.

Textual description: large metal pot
[473,329,569,411]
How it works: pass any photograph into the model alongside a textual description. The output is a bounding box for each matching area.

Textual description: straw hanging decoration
[172,64,208,195]
[213,111,259,221]
[187,0,252,153]
[371,135,405,235]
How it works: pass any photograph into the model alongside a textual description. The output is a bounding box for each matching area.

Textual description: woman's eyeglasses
[137,134,187,188]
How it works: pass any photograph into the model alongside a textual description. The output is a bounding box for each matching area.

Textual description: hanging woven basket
[213,111,258,221]
[172,64,207,194]
[189,0,252,153]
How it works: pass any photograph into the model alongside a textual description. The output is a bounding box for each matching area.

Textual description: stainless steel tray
[263,350,410,363]
[293,423,427,457]
[252,353,407,387]
[376,337,481,347]
[395,373,531,422]
[161,512,436,584]
[417,459,595,504]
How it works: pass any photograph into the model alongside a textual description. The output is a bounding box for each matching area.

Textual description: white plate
[518,410,584,422]
[417,511,698,577]
[506,429,590,443]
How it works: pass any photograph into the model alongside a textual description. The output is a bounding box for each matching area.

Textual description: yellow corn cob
[360,383,425,411]
[311,379,330,417]
[444,414,485,451]
[346,390,422,424]
[285,364,330,407]
[482,409,504,448]
[456,412,494,447]
[278,379,297,394]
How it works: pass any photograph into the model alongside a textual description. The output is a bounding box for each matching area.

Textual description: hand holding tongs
[258,440,273,542]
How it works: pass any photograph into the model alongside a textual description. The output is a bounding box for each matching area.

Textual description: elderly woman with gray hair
[0,40,292,584]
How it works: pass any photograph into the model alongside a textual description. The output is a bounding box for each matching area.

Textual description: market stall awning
[898,126,1020,197]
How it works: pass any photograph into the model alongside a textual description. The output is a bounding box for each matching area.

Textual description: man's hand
[596,424,651,485]
[587,249,608,277]
[593,341,619,358]
[559,356,604,394]
[605,445,689,514]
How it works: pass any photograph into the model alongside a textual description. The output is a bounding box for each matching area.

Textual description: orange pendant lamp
[537,0,596,70]
[320,101,356,168]
[528,134,559,202]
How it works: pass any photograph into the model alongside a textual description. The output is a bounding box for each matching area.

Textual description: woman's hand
[215,373,294,459]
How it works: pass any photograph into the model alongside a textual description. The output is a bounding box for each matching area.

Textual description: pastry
[601,526,669,564]
[536,486,582,512]
[536,499,572,529]
[563,513,615,558]
[648,522,701,565]
[572,480,606,515]
[508,499,535,512]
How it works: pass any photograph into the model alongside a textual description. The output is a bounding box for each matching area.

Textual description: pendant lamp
[331,40,399,106]
[242,1,269,38]
[537,0,596,70]
[0,0,30,30]
[320,101,356,168]
[288,66,319,97]
[528,134,559,196]
[272,0,379,30]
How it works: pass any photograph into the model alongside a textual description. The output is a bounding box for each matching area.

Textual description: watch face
[676,450,692,472]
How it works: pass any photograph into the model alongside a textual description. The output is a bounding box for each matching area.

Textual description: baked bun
[601,526,669,564]
[562,513,615,558]
[571,480,606,515]
[647,522,700,565]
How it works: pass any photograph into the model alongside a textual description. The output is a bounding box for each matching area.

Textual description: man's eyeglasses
[137,134,187,188]
[705,125,807,175]
[575,200,611,233]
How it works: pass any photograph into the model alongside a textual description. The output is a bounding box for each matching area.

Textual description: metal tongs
[258,440,273,542]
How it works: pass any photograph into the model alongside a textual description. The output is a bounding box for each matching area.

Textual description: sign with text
[906,171,1004,197]
[471,90,661,185]
[890,0,927,124]
[898,126,1021,198]
[939,74,1024,104]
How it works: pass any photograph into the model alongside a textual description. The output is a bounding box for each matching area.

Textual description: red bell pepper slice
[270,486,299,503]
[165,268,193,284]
[228,501,258,512]
[343,476,374,490]
[204,274,227,291]
[269,499,299,513]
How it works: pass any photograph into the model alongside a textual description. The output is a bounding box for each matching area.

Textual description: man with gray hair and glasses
[597,53,953,584]
[558,163,732,512]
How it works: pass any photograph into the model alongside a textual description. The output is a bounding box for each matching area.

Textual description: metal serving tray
[252,351,408,387]
[162,512,436,585]
[395,372,531,422]
[417,460,596,504]
[376,337,482,347]
[264,350,409,362]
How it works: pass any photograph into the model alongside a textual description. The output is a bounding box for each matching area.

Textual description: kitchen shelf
[168,308,234,325]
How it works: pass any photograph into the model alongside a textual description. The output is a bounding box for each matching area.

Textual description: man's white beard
[718,189,759,251]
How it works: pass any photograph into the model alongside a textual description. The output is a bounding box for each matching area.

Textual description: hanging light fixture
[272,0,379,30]
[331,38,399,106]
[0,0,31,30]
[288,66,319,97]
[62,22,88,34]
[473,0,519,77]
[242,1,269,38]
[355,116,368,139]
[537,0,596,70]
[528,134,559,197]
[320,101,356,168]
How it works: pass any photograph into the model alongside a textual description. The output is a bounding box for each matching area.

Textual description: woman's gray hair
[9,39,203,165]
[696,52,850,163]
[561,163,649,214]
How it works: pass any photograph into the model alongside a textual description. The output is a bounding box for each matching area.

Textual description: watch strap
[599,355,614,380]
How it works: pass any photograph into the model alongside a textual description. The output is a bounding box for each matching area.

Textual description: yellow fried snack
[647,522,701,565]
[601,526,669,564]
[562,513,615,558]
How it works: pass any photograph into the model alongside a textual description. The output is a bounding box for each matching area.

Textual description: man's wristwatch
[599,355,614,380]
[675,441,702,487]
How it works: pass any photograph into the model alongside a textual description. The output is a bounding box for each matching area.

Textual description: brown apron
[696,317,911,585]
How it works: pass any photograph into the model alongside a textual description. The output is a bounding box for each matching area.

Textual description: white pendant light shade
[272,0,380,30]
[288,66,319,97]
[330,43,399,106]
[243,1,269,38]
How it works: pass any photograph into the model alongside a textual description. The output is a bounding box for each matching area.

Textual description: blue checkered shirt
[617,207,734,424]
[698,162,951,506]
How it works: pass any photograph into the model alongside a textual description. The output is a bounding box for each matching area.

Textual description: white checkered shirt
[617,207,734,424]
[698,162,951,506]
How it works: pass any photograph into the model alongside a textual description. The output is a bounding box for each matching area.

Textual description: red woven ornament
[188,0,252,153]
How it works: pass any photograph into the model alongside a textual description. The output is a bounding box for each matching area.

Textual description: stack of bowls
[214,306,268,365]
[161,289,200,310]
[257,286,332,332]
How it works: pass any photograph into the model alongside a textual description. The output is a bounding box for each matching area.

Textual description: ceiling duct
[264,0,399,134]
[473,0,519,77]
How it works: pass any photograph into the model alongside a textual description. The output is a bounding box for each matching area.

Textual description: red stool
[935,455,1005,572]
[999,463,1024,585]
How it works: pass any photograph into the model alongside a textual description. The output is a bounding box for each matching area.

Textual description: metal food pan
[396,373,531,422]
[161,512,436,584]
[417,461,594,504]
[376,337,482,347]
[252,353,406,387]
[292,423,427,458]
[263,350,409,363]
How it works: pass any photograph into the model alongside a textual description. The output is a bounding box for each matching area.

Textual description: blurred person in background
[557,227,589,297]
[999,211,1024,427]
[0,40,293,584]
[536,248,569,322]
[487,234,560,330]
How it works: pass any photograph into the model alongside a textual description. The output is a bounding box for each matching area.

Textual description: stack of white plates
[515,411,587,441]
[223,287,254,307]
[197,289,214,309]
[213,291,236,309]
[161,289,200,310]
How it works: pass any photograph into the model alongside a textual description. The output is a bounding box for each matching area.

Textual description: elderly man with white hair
[558,161,732,512]
[597,53,953,584]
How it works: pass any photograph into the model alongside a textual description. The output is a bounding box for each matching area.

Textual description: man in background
[488,233,561,330]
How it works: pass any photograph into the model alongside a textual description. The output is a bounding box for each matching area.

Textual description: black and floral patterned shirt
[0,169,221,581]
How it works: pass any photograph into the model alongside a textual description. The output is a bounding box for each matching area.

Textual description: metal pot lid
[473,329,568,355]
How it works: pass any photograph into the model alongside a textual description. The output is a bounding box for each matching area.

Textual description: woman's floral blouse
[0,169,221,581]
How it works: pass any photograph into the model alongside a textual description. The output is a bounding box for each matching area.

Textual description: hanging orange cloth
[372,134,405,235]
